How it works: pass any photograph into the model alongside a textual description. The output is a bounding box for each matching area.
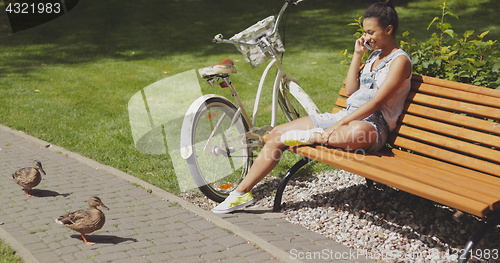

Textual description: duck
[55,196,109,245]
[12,160,45,197]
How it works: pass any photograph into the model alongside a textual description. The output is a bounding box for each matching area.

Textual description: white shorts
[308,109,389,152]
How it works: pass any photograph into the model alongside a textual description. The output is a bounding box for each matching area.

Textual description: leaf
[463,30,474,39]
[478,31,490,39]
[446,11,459,20]
[458,71,471,78]
[441,23,452,31]
[411,56,420,65]
[427,17,439,31]
[463,65,476,72]
[347,23,359,26]
[472,61,486,67]
[449,61,462,66]
[443,29,455,38]
[493,60,500,73]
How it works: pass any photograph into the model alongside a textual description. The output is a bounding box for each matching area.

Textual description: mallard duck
[12,160,45,197]
[55,196,109,245]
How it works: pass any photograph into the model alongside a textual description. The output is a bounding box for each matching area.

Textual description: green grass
[0,0,499,196]
[0,240,23,263]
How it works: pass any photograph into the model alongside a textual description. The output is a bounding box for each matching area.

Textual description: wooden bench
[271,74,500,262]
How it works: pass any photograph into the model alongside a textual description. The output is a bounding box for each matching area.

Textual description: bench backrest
[334,74,500,178]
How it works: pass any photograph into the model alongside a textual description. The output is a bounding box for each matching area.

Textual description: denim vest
[345,49,411,131]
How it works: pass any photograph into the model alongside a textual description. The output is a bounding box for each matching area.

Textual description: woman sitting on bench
[213,0,412,214]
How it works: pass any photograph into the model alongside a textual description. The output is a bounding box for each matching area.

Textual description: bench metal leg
[273,157,312,212]
[366,178,374,188]
[458,210,500,263]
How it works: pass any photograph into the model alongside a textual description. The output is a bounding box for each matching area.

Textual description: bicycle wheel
[278,79,315,121]
[187,97,253,203]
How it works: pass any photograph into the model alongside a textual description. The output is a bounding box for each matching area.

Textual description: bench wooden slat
[395,125,500,164]
[413,82,500,108]
[291,145,492,217]
[412,74,500,98]
[390,135,500,177]
[339,87,348,97]
[407,92,500,120]
[331,107,342,114]
[370,152,500,207]
[399,114,500,148]
[404,103,500,136]
[388,149,500,188]
[335,97,347,108]
[360,158,500,212]
[412,83,498,107]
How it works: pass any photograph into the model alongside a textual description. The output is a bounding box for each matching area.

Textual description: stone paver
[0,124,376,263]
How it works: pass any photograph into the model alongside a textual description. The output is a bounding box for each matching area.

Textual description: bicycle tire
[278,79,313,121]
[186,97,253,203]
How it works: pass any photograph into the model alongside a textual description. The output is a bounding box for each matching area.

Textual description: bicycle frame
[254,56,290,128]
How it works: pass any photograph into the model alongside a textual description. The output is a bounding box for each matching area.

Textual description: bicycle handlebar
[212,0,304,45]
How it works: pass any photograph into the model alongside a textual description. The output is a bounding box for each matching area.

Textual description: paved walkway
[0,124,376,263]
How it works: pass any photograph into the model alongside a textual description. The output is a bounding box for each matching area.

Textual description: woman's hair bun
[379,0,395,10]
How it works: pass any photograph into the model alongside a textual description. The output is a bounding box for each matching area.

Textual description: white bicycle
[180,0,320,202]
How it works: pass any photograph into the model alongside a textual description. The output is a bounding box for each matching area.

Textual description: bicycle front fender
[180,94,234,159]
[284,76,321,115]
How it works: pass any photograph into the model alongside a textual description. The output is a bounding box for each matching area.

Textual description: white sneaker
[212,191,255,214]
[280,128,324,146]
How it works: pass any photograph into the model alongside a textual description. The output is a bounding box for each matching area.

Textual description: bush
[341,1,500,89]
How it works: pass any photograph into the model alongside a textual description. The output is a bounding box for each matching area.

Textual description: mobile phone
[364,41,373,50]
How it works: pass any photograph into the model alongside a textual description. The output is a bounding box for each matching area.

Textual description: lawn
[0,239,22,263]
[1,0,499,196]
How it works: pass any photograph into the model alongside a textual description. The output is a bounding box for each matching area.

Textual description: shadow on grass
[1,0,498,77]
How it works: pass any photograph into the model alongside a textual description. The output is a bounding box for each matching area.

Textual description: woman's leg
[311,121,378,150]
[235,116,316,193]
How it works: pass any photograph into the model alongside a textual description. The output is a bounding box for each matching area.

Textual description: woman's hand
[354,36,370,55]
[321,121,344,145]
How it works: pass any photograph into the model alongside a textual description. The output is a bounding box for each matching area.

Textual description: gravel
[178,168,500,263]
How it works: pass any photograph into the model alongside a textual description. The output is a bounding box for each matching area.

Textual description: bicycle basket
[230,16,285,68]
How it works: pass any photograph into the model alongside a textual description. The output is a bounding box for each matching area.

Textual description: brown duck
[55,196,109,245]
[12,160,45,197]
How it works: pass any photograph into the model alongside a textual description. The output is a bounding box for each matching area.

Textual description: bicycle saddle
[198,58,237,79]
